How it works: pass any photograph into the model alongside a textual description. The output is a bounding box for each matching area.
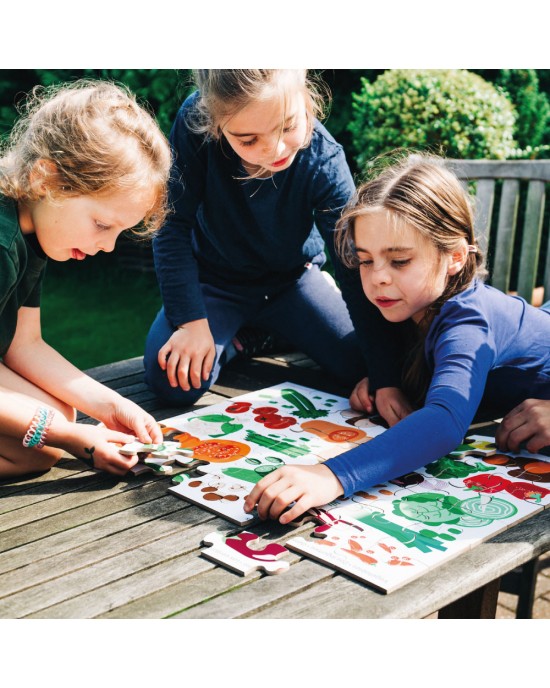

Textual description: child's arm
[244,464,344,524]
[4,307,162,471]
[495,399,550,454]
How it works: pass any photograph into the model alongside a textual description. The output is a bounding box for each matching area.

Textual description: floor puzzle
[202,531,290,575]
[155,384,550,593]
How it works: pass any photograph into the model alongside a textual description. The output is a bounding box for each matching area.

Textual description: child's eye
[391,259,411,268]
[357,259,373,267]
[240,138,257,147]
[283,121,297,133]
[95,220,111,231]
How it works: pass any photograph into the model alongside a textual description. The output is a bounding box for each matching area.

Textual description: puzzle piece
[119,440,193,458]
[201,531,290,575]
[130,455,177,476]
[286,518,433,593]
[447,435,497,459]
[168,473,257,526]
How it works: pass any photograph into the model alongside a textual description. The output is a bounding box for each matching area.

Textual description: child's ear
[29,159,60,195]
[446,242,469,276]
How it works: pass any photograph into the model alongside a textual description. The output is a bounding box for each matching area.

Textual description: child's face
[20,188,155,262]
[221,89,308,176]
[354,211,453,324]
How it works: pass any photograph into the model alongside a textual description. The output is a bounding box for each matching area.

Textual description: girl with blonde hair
[144,69,368,404]
[245,153,550,523]
[0,79,171,478]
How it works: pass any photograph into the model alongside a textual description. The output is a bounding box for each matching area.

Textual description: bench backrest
[445,160,550,304]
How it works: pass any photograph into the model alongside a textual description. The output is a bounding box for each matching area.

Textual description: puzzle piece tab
[202,531,290,575]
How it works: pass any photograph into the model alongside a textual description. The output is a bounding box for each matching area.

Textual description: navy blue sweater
[152,92,401,389]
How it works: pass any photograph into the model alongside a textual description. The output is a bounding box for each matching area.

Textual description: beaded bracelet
[22,407,55,449]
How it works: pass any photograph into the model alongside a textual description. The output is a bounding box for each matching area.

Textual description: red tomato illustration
[226,402,252,414]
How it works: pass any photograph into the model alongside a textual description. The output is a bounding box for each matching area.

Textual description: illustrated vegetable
[226,402,252,414]
[280,388,329,419]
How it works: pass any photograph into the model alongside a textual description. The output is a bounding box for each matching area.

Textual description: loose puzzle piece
[131,456,177,476]
[119,440,194,477]
[447,435,497,459]
[168,473,257,526]
[119,440,194,458]
[202,531,290,575]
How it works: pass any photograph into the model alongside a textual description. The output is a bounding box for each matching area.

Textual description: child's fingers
[202,347,215,382]
[187,352,205,390]
[244,471,281,514]
[157,342,171,371]
[279,496,311,525]
[105,429,138,445]
[266,485,303,521]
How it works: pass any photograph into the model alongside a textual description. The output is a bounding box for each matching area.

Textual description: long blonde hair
[0,79,171,233]
[336,152,486,404]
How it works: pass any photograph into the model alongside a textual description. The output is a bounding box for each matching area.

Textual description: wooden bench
[446,159,550,305]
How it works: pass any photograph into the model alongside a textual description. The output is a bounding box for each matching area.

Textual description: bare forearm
[4,338,121,422]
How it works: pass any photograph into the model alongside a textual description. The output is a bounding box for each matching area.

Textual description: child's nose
[98,235,117,253]
[371,261,392,284]
[263,135,285,157]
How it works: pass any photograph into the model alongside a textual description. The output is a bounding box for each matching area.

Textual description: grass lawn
[41,252,161,370]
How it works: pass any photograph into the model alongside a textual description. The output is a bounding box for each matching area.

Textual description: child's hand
[158,318,215,391]
[62,423,140,476]
[244,464,344,524]
[100,397,163,445]
[349,376,375,413]
[496,399,550,454]
[374,387,413,427]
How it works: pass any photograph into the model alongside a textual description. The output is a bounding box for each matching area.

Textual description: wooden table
[1,355,549,619]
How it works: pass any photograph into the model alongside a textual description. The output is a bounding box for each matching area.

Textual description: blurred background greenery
[2,69,549,369]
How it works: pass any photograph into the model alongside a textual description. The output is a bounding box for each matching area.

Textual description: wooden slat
[517,180,546,301]
[447,159,550,182]
[472,179,495,255]
[490,179,520,292]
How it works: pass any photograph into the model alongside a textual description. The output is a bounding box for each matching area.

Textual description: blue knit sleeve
[325,301,497,496]
[152,94,208,328]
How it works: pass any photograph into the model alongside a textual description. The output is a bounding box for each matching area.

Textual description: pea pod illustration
[280,388,329,419]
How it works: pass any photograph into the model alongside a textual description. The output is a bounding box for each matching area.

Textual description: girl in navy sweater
[144,70,369,405]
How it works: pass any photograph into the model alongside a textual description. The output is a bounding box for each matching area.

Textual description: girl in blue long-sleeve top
[245,152,550,523]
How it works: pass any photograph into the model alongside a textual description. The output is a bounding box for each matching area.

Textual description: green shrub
[349,69,517,169]
[495,69,550,158]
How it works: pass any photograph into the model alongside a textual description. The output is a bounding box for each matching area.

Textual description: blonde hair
[336,151,487,404]
[0,79,171,234]
[188,69,327,147]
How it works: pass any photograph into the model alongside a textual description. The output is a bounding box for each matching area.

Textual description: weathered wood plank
[0,496,190,597]
[0,482,182,575]
[447,159,550,182]
[22,516,233,619]
[517,180,546,301]
[491,179,519,293]
[0,473,173,552]
[471,178,495,255]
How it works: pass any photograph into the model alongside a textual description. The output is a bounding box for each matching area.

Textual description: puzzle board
[151,382,550,593]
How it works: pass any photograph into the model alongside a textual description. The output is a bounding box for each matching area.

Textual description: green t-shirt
[0,195,47,357]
